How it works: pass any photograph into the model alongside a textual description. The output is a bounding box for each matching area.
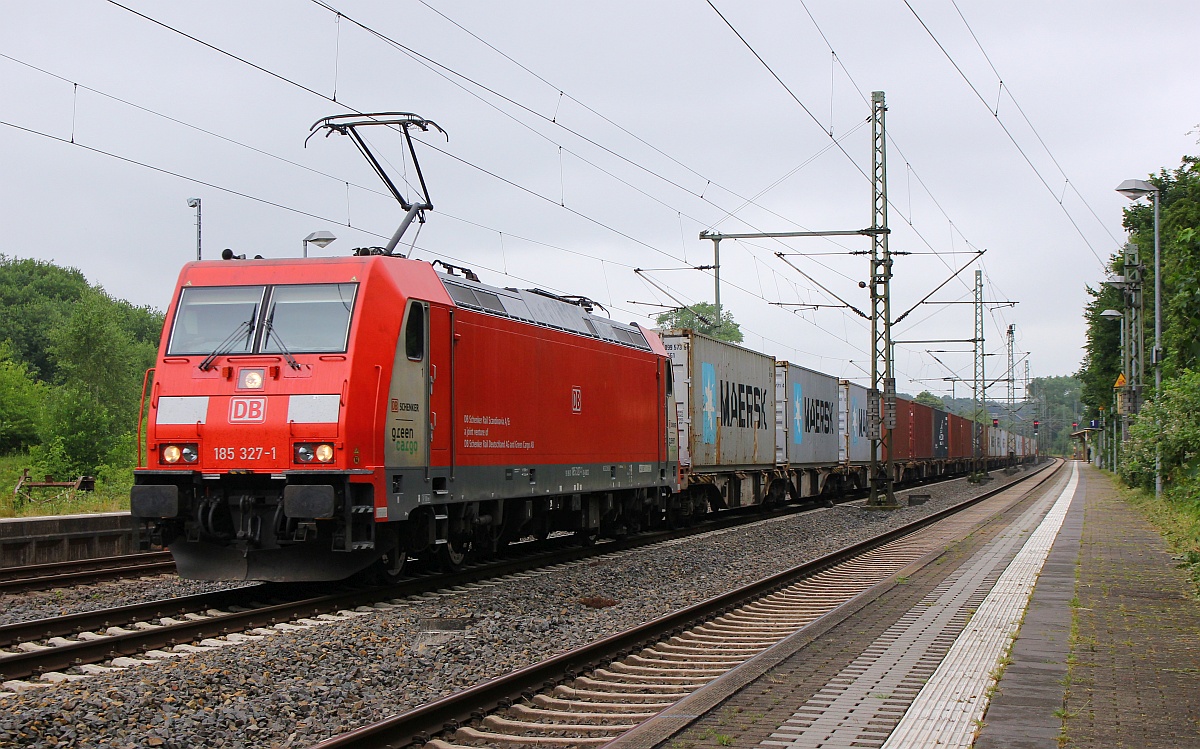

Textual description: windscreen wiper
[262,310,300,370]
[198,307,257,371]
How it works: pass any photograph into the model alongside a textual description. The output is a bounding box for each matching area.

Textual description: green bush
[1121,368,1200,500]
[0,343,46,454]
[30,385,119,480]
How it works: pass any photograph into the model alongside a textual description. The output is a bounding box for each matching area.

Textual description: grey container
[661,330,776,470]
[839,380,873,465]
[775,362,841,466]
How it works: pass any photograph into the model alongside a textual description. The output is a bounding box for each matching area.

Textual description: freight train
[130,254,1037,582]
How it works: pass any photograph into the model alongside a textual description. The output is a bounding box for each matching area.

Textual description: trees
[1077,154,1200,495]
[1119,157,1200,377]
[0,256,90,382]
[913,391,945,409]
[0,257,163,482]
[0,344,46,454]
[655,302,744,343]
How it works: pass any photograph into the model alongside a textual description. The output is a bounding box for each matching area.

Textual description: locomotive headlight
[238,368,265,390]
[294,443,335,464]
[161,444,198,465]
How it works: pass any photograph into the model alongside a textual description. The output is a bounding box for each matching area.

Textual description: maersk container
[775,362,841,466]
[661,330,776,470]
[933,409,950,458]
[839,380,872,465]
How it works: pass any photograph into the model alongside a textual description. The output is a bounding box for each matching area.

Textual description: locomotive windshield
[261,283,357,354]
[167,286,265,356]
[167,283,358,357]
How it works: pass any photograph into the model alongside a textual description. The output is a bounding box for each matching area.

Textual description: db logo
[229,397,266,423]
[390,399,400,413]
[571,387,582,414]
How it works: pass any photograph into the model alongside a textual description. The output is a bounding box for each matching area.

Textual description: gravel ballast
[0,466,1049,747]
[0,577,253,629]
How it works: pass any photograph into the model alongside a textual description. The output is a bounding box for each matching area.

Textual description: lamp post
[187,198,202,261]
[1116,178,1162,498]
[302,231,337,258]
[1100,306,1127,450]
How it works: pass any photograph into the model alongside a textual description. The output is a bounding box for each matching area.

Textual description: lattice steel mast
[972,269,986,476]
[868,91,896,507]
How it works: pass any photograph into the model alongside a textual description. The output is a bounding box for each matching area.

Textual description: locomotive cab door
[386,301,430,469]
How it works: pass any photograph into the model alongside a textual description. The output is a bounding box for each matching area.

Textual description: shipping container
[888,398,915,460]
[839,380,872,464]
[885,398,935,461]
[988,426,1006,457]
[948,413,972,459]
[775,362,841,466]
[911,401,935,460]
[661,330,776,470]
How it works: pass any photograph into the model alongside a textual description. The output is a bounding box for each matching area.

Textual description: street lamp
[1099,307,1127,472]
[1116,178,1162,498]
[187,198,202,261]
[302,230,336,258]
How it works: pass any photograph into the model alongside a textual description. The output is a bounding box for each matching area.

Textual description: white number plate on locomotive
[212,447,278,460]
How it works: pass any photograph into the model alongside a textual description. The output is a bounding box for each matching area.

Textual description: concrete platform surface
[978,465,1200,748]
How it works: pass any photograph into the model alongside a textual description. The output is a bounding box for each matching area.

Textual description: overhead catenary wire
[948,0,1122,251]
[901,0,1108,269]
[80,0,946,382]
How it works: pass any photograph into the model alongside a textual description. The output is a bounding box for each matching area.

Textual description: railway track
[312,458,1062,749]
[0,551,177,594]
[0,463,1045,689]
[0,489,866,684]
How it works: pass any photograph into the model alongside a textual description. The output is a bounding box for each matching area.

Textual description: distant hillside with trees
[0,255,163,487]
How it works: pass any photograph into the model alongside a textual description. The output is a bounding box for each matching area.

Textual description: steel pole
[1153,190,1162,498]
[714,237,721,328]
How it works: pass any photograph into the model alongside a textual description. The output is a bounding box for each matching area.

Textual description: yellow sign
[1114,373,1127,388]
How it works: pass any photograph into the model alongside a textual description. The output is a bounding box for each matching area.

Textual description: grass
[1119,482,1200,594]
[0,453,129,518]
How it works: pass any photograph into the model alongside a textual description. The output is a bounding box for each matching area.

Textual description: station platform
[606,462,1200,749]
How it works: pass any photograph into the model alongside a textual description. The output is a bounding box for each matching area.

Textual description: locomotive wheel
[438,536,472,571]
[380,548,407,579]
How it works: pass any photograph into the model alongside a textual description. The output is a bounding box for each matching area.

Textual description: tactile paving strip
[881,462,1079,748]
[759,463,1078,749]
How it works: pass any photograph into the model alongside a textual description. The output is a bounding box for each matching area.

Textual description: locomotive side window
[167,285,266,356]
[261,283,357,354]
[405,302,426,361]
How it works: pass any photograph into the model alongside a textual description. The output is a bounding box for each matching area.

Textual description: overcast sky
[2,1,1196,398]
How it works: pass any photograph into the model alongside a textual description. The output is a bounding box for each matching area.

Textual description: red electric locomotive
[131,113,678,581]
[131,254,679,580]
